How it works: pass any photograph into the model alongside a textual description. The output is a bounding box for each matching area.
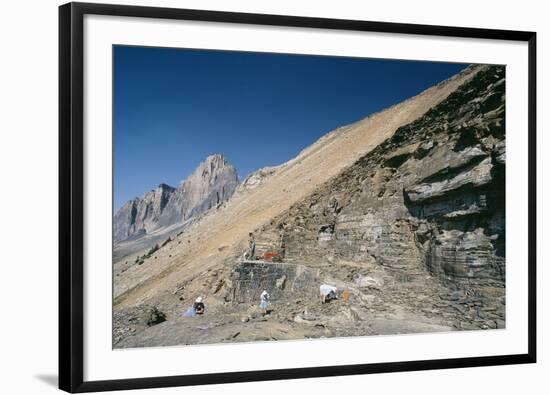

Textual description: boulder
[355,275,384,289]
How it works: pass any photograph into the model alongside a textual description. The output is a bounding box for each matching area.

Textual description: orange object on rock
[263,251,280,262]
[341,290,350,301]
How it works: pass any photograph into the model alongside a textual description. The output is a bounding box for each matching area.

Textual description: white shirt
[320,284,337,296]
[260,291,269,301]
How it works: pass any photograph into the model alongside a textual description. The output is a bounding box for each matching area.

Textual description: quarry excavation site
[113,64,506,348]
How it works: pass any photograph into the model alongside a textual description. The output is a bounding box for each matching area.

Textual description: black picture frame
[59,2,537,393]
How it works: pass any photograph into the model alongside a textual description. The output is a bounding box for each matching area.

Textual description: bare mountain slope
[114,65,483,310]
[251,64,505,327]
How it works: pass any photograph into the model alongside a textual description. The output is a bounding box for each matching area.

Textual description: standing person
[248,233,256,260]
[259,290,270,315]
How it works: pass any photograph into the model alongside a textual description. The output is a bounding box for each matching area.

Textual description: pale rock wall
[113,154,239,243]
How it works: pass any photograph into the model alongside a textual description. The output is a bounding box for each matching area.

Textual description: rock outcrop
[235,166,280,195]
[253,65,505,326]
[114,154,239,243]
[229,261,320,303]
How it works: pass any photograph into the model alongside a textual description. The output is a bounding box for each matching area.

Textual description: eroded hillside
[253,64,505,325]
[113,65,482,304]
[113,65,504,348]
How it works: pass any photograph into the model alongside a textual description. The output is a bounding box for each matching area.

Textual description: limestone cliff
[113,154,239,243]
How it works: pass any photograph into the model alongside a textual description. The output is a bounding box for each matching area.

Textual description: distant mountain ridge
[114,154,239,243]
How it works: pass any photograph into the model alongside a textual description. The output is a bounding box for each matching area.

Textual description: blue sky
[114,45,468,210]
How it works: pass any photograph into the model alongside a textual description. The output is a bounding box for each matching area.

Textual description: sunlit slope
[114,65,483,308]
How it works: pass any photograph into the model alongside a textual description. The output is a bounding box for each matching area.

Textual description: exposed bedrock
[251,65,506,319]
[229,262,320,304]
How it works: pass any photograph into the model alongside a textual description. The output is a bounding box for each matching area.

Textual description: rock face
[114,154,239,243]
[113,183,175,243]
[254,65,505,325]
[229,262,320,303]
[235,166,279,195]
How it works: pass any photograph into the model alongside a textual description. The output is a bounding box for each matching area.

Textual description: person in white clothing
[320,284,338,304]
[259,290,270,315]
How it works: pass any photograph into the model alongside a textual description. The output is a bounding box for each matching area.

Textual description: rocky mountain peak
[157,183,175,191]
[185,154,236,185]
[114,154,239,243]
[205,153,226,165]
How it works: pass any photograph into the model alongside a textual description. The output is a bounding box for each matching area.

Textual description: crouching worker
[193,296,205,315]
[320,284,338,304]
[259,290,270,315]
[183,296,205,317]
